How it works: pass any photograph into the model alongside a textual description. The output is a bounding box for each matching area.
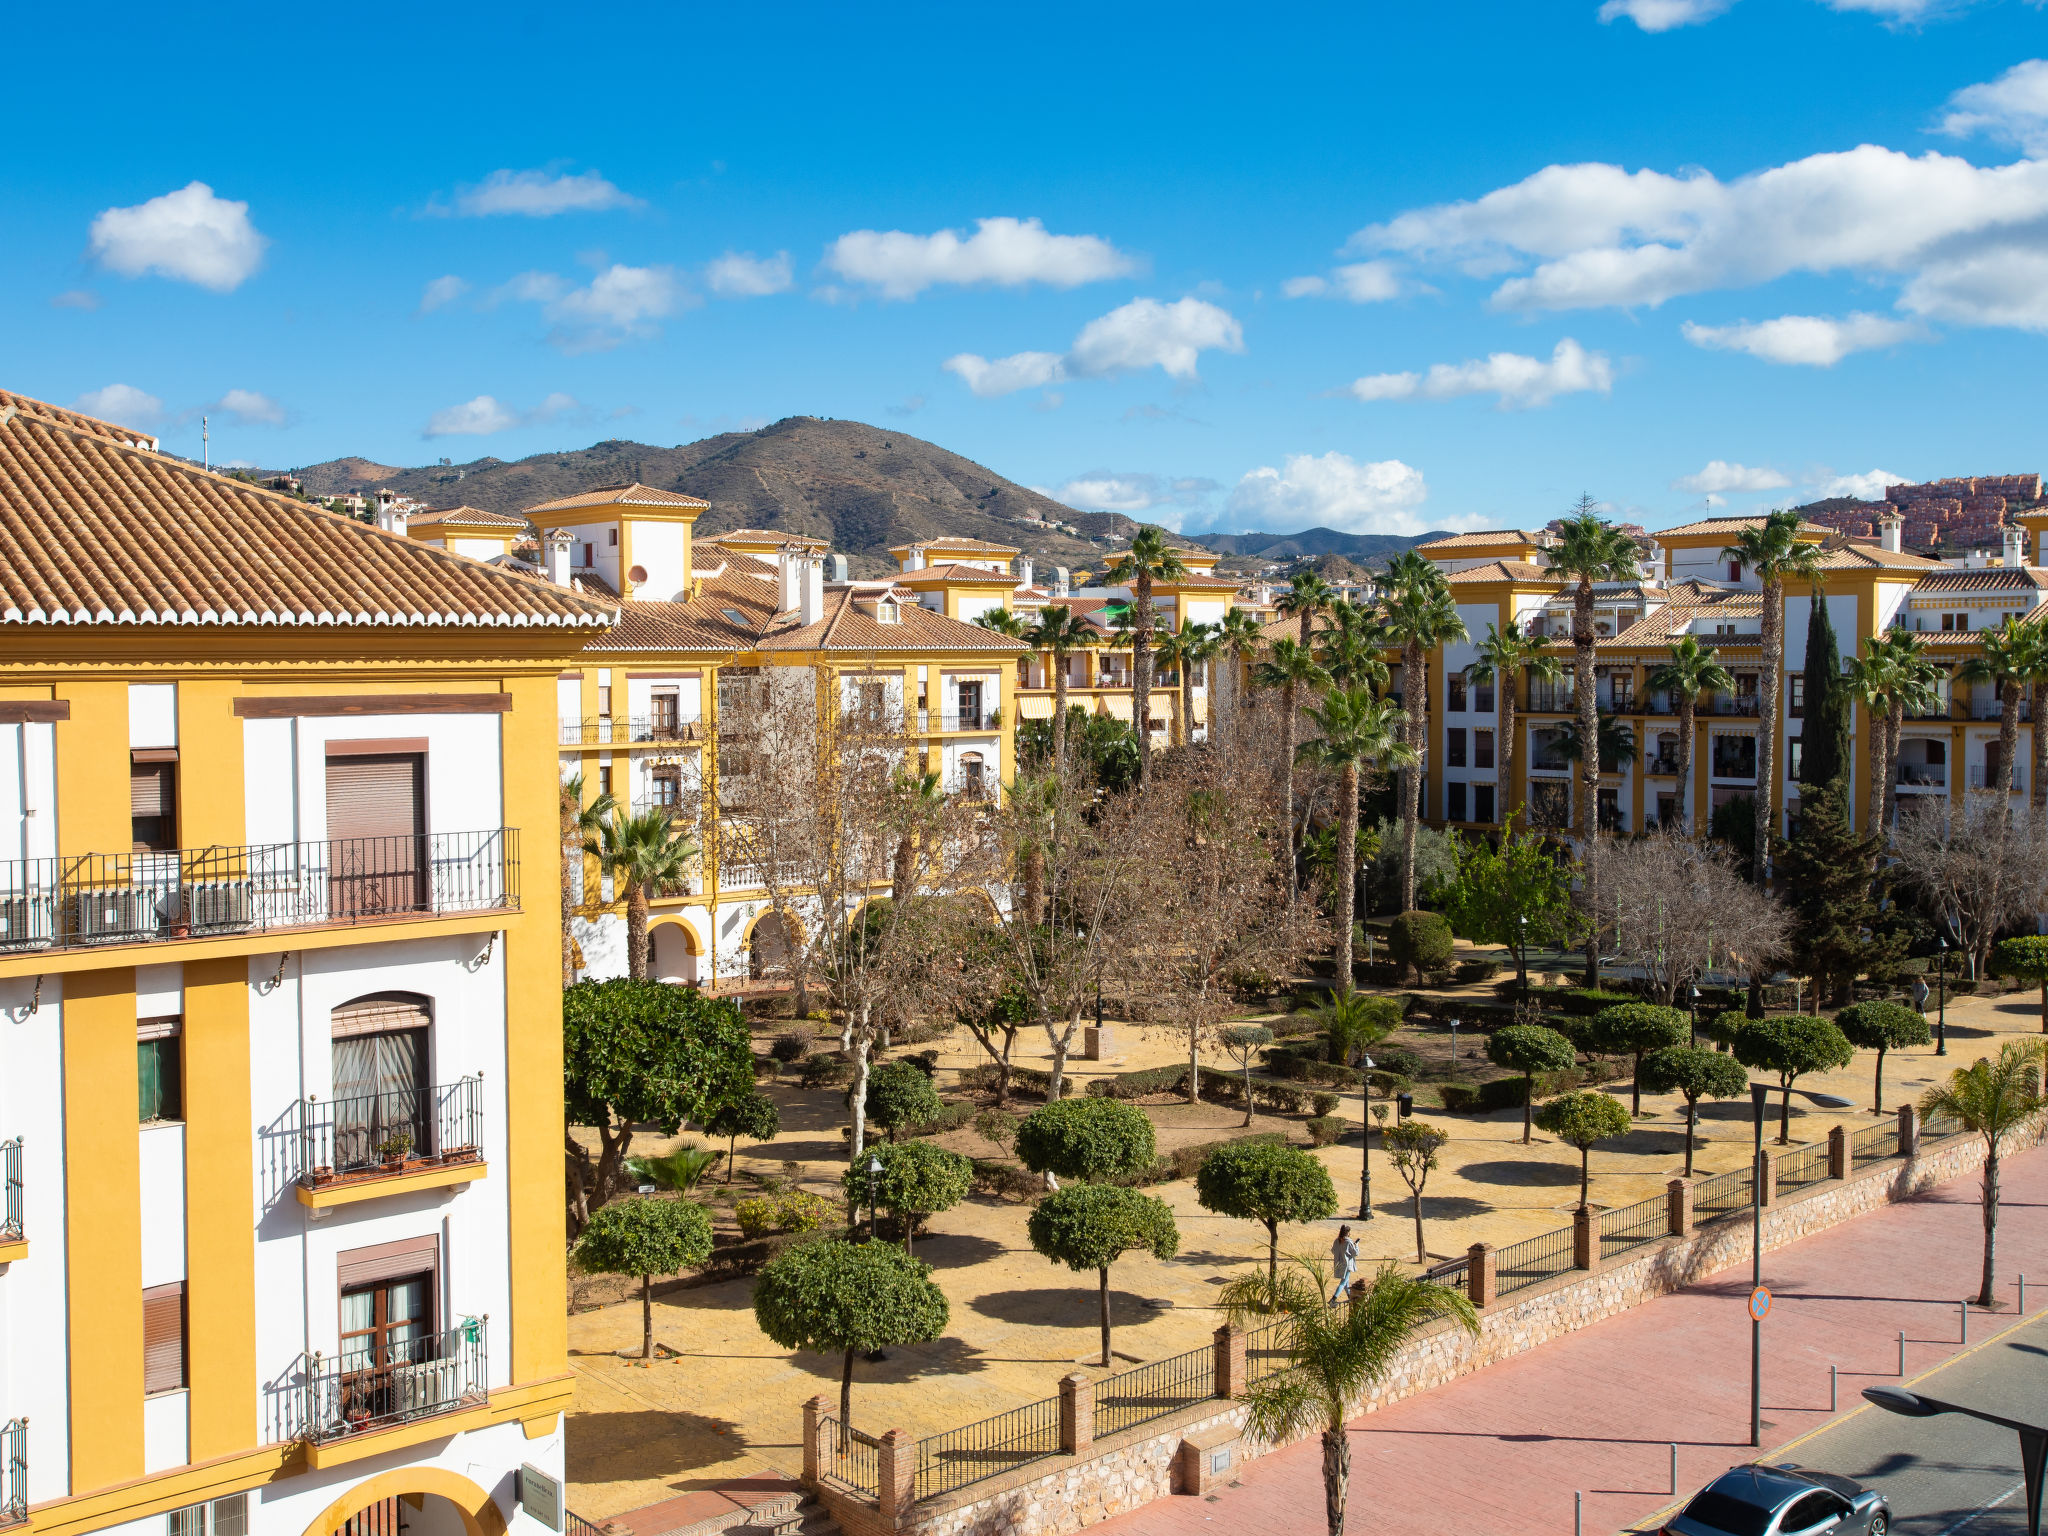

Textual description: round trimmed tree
[1833,1001,1931,1114]
[753,1238,950,1428]
[1014,1097,1156,1183]
[863,1059,944,1143]
[1485,1024,1578,1144]
[1992,936,2048,1033]
[1638,1045,1749,1177]
[1387,910,1454,983]
[842,1139,973,1257]
[1732,1015,1854,1143]
[1027,1183,1179,1366]
[574,1196,714,1360]
[1195,1140,1339,1288]
[1533,1091,1632,1209]
[1587,1004,1688,1116]
[704,1090,781,1182]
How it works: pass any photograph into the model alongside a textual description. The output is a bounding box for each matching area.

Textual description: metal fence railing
[1093,1344,1215,1439]
[1921,1110,1966,1143]
[1,1418,23,1527]
[820,1416,879,1497]
[0,830,518,953]
[285,1319,487,1444]
[1600,1194,1668,1261]
[1423,1255,1471,1294]
[1852,1121,1900,1167]
[1494,1226,1575,1299]
[1246,1319,1292,1387]
[565,1513,606,1536]
[914,1393,1062,1501]
[0,1137,19,1242]
[288,1077,484,1186]
[1693,1164,1754,1223]
[559,717,706,747]
[1775,1142,1832,1195]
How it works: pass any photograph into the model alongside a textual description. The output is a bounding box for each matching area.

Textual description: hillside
[1201,527,1457,562]
[279,418,1171,577]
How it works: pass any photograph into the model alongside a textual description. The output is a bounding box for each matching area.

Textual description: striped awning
[1017,694,1054,719]
[1100,696,1134,721]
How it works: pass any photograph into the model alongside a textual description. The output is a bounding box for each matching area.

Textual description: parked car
[1663,1463,1889,1536]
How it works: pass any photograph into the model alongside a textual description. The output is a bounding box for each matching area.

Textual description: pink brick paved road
[1101,1144,2048,1536]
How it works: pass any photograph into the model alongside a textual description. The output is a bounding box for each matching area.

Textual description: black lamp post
[1863,1387,2048,1536]
[1358,1054,1376,1221]
[1517,913,1529,993]
[1936,936,1950,1056]
[864,1153,883,1244]
[1689,984,1702,1048]
[1748,1080,1854,1447]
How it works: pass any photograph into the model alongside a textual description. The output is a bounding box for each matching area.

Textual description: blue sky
[5,0,2047,537]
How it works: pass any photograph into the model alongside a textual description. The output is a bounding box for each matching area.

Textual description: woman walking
[1329,1224,1360,1305]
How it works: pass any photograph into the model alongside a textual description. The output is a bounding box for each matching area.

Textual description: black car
[1663,1462,1889,1536]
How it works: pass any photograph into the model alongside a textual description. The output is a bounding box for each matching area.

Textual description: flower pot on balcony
[309,1166,335,1186]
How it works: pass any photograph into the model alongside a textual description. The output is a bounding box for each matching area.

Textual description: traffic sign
[1748,1285,1772,1321]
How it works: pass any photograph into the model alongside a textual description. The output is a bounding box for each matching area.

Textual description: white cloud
[824,216,1138,299]
[50,290,100,311]
[1597,0,1736,31]
[1044,472,1220,514]
[89,182,267,292]
[1818,0,1961,18]
[1281,260,1403,302]
[212,389,286,425]
[1681,311,1924,365]
[497,264,688,351]
[423,391,579,438]
[1937,59,2048,155]
[1350,142,2048,332]
[945,297,1243,399]
[705,250,793,297]
[450,168,640,217]
[1815,468,1906,500]
[1225,452,1438,536]
[73,384,163,427]
[418,275,469,314]
[1345,337,1612,409]
[1672,460,1790,494]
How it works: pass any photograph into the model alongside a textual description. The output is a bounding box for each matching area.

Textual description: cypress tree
[1774,781,1903,1005]
[1798,589,1852,796]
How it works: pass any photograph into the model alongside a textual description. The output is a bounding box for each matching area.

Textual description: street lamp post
[1748,1080,1854,1447]
[1689,984,1701,1048]
[1863,1387,2048,1536]
[1517,913,1529,994]
[1358,1055,1376,1221]
[865,1153,883,1244]
[1936,936,1950,1056]
[1448,1018,1460,1078]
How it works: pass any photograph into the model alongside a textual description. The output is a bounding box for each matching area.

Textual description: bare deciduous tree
[1604,831,1789,1005]
[1891,800,2048,977]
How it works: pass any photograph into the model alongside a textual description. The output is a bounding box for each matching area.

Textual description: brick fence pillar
[1467,1242,1495,1308]
[1666,1177,1693,1238]
[1212,1324,1246,1399]
[801,1396,825,1486]
[1756,1147,1776,1208]
[1573,1205,1598,1272]
[1828,1124,1849,1181]
[1898,1103,1919,1159]
[1059,1371,1095,1455]
[877,1428,916,1524]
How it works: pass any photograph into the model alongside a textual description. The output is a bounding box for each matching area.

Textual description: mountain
[279,417,1179,577]
[1200,527,1457,561]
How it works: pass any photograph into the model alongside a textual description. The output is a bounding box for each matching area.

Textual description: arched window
[960,752,987,799]
[330,993,431,1173]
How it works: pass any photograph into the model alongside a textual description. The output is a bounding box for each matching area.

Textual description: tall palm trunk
[1676,694,1697,837]
[1052,654,1072,772]
[1756,578,1783,884]
[1867,695,1890,840]
[625,881,649,980]
[1500,667,1519,832]
[1133,576,1154,784]
[1997,682,2022,815]
[1884,700,1905,831]
[1979,1148,2001,1308]
[1281,680,1300,903]
[1181,660,1196,749]
[1336,761,1360,995]
[2031,680,2047,842]
[1573,586,1601,981]
[1320,1427,1351,1536]
[1400,640,1424,911]
[562,799,580,985]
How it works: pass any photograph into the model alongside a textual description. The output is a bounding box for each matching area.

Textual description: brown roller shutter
[339,1235,440,1290]
[131,761,178,851]
[331,994,432,1040]
[325,754,425,916]
[143,1282,187,1393]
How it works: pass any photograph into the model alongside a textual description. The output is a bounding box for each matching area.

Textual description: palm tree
[1845,635,1903,838]
[1156,619,1220,747]
[1557,709,1639,782]
[1009,773,1060,926]
[1220,1259,1478,1536]
[1217,605,1267,737]
[1721,511,1823,881]
[1959,616,2034,821]
[1298,688,1415,992]
[560,773,616,984]
[1029,605,1097,772]
[1549,503,1644,979]
[1277,569,1335,641]
[1879,630,1944,832]
[1255,638,1332,904]
[891,769,943,900]
[1378,553,1467,911]
[1103,529,1191,783]
[973,607,1031,639]
[585,808,701,980]
[2020,623,2048,843]
[1919,1039,2046,1308]
[1469,620,1561,832]
[1317,599,1391,691]
[1646,636,1733,836]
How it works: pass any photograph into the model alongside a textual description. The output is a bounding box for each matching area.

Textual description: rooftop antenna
[202,415,210,471]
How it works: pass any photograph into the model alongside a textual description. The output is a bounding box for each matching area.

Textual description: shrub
[735,1188,832,1240]
[973,1109,1019,1151]
[895,1019,955,1046]
[862,1060,945,1141]
[1388,909,1455,977]
[770,1028,815,1065]
[1253,1081,1312,1115]
[1366,1069,1412,1099]
[1555,988,1638,1017]
[798,1055,855,1089]
[1311,1092,1342,1117]
[1698,1009,1748,1048]
[1015,1098,1156,1181]
[1305,1115,1345,1146]
[1436,1084,1482,1112]
[970,1159,1043,1202]
[842,1140,974,1255]
[1085,1064,1189,1099]
[1375,1046,1427,1079]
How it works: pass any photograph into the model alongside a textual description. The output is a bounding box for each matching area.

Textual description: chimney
[777,547,803,613]
[1019,557,1035,591]
[2004,524,2027,569]
[905,546,925,571]
[374,490,407,537]
[828,552,849,582]
[545,529,575,586]
[1879,514,1903,555]
[1054,566,1070,596]
[800,554,824,625]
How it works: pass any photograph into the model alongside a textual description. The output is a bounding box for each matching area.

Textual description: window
[138,1017,182,1123]
[1942,611,1970,632]
[1778,1492,1851,1535]
[597,685,612,718]
[852,681,886,722]
[1448,675,1467,712]
[169,1496,246,1536]
[1728,559,1743,582]
[144,1281,187,1394]
[956,681,984,729]
[1474,729,1495,770]
[1447,781,1467,822]
[651,690,680,737]
[1788,674,1805,718]
[960,753,987,799]
[1473,784,1496,824]
[341,1272,433,1371]
[131,753,178,852]
[1788,739,1803,778]
[1597,787,1622,831]
[650,766,681,810]
[1608,673,1634,710]
[331,995,430,1171]
[325,750,426,916]
[608,529,618,546]
[580,543,594,567]
[1474,677,1495,713]
[597,766,613,799]
[1656,793,1677,826]
[1711,735,1759,779]
[1446,728,1467,768]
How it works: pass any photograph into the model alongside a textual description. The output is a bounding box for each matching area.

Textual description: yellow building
[0,389,609,1536]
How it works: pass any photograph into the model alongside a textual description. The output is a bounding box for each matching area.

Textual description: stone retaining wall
[805,1119,2036,1536]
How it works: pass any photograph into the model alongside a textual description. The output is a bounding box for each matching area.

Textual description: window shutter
[339,1235,440,1290]
[143,1282,187,1393]
[330,994,432,1040]
[131,764,168,818]
[325,754,425,842]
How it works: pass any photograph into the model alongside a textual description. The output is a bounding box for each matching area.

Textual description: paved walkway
[1101,1141,2048,1536]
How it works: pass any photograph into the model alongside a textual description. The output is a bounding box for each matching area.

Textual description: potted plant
[377,1130,413,1167]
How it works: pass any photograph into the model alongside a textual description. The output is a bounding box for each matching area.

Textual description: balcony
[1643,756,1682,777]
[1967,765,2026,791]
[1895,763,1947,790]
[0,831,517,956]
[0,1137,20,1262]
[2,1418,22,1528]
[288,1320,488,1451]
[560,717,705,747]
[939,709,999,732]
[286,1078,485,1210]
[1708,695,1761,716]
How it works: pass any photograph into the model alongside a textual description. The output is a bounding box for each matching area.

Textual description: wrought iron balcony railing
[288,1320,487,1444]
[283,1077,484,1189]
[1708,695,1762,716]
[559,717,706,747]
[0,831,517,955]
[1,1138,19,1242]
[1895,764,1947,788]
[1,1418,23,1527]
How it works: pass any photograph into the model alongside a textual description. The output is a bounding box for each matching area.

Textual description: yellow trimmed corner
[302,1467,505,1536]
[294,1160,486,1211]
[520,1414,558,1440]
[0,1237,26,1265]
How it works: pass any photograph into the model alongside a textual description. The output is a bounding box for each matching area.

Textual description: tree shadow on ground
[1455,1159,1580,1188]
[969,1287,1172,1331]
[1611,1127,1689,1155]
[752,1138,851,1164]
[1376,1194,1493,1222]
[565,1407,750,1485]
[783,1333,992,1385]
[913,1232,1007,1268]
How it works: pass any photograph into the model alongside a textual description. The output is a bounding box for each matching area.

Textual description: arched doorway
[747,909,798,981]
[650,921,700,985]
[307,1469,506,1536]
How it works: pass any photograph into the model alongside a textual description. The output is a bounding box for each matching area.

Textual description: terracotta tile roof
[708,528,829,550]
[1414,528,1549,551]
[1815,544,1942,573]
[764,591,1032,653]
[894,536,1020,554]
[411,505,527,529]
[1154,572,1240,590]
[526,482,709,513]
[585,568,777,652]
[1910,566,2048,592]
[0,388,158,448]
[1656,514,1828,538]
[0,406,613,629]
[1444,560,1560,585]
[896,562,1022,583]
